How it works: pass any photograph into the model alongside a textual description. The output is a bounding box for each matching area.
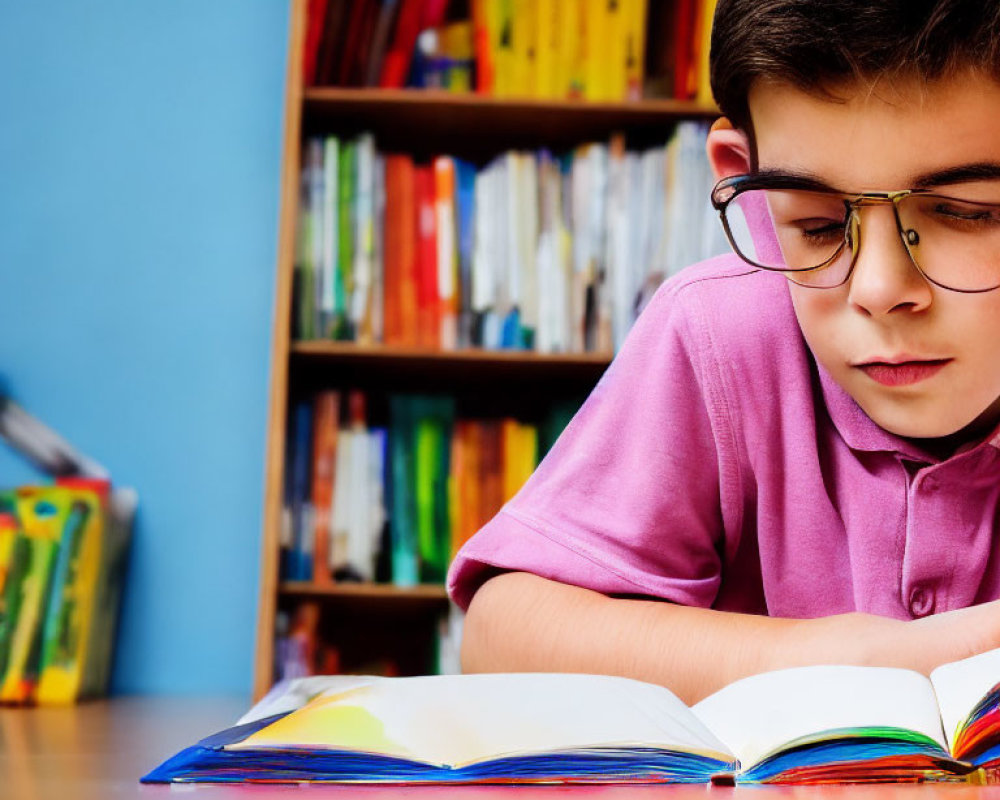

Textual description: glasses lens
[897,194,1000,291]
[723,188,853,286]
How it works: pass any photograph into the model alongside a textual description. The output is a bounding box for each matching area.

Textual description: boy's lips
[854,358,952,387]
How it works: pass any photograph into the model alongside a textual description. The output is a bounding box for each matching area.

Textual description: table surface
[3,696,1000,800]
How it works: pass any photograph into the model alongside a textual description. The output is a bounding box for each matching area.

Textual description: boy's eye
[921,199,1000,228]
[791,219,844,242]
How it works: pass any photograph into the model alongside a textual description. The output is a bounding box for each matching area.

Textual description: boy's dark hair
[711,0,1000,131]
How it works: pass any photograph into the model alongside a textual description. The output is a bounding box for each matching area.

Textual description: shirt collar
[818,360,1000,462]
[816,360,938,461]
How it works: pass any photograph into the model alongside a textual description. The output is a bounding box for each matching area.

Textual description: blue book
[289,402,314,581]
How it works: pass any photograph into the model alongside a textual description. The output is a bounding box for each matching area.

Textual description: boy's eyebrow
[910,163,1000,188]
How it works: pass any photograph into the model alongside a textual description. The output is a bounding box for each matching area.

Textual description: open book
[143,649,1000,785]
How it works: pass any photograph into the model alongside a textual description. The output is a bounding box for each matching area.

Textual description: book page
[237,675,378,726]
[931,647,1000,754]
[692,665,947,769]
[229,672,735,768]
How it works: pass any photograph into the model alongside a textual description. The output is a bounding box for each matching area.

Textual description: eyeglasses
[711,174,1000,292]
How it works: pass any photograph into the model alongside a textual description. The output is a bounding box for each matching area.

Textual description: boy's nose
[846,204,933,316]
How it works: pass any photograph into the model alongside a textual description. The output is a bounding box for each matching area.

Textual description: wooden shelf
[281,581,449,600]
[302,88,720,159]
[280,581,451,618]
[289,341,612,394]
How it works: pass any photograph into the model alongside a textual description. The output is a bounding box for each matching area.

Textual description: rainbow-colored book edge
[141,712,731,785]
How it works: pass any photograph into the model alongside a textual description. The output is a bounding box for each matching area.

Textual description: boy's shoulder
[651,254,800,345]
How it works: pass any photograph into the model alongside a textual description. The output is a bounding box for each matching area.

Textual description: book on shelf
[302,0,712,102]
[293,122,728,354]
[145,650,1000,785]
[280,390,581,590]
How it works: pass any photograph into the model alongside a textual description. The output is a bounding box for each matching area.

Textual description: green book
[412,396,454,584]
[335,139,356,340]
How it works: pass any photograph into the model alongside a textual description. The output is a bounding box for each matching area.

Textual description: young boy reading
[447,0,1000,706]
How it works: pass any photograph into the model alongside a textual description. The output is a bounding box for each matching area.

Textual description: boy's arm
[462,571,1000,705]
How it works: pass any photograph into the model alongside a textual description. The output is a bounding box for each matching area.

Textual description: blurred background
[0,0,290,696]
[0,0,724,702]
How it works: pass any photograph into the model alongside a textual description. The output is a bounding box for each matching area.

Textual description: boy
[446,0,1000,705]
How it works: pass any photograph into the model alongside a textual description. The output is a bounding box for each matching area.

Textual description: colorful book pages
[143,673,735,784]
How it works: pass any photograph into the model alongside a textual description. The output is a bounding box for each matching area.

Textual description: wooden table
[1,696,997,799]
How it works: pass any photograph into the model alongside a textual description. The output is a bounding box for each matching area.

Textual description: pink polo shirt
[446,256,1000,621]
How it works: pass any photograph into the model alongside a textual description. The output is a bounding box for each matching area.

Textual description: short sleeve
[446,274,737,611]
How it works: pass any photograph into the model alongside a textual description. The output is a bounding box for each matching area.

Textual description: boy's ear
[706,118,752,181]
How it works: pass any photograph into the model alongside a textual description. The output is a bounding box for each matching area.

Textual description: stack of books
[0,391,136,705]
[0,481,134,704]
[303,0,718,103]
[294,122,726,353]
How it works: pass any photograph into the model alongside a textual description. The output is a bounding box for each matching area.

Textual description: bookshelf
[254,0,720,700]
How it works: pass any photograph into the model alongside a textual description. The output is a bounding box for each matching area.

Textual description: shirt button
[909,587,934,618]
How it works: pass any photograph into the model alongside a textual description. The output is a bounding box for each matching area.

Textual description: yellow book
[510,0,534,97]
[501,420,538,502]
[695,0,719,105]
[625,0,648,100]
[36,486,105,705]
[0,488,69,703]
[558,0,583,98]
[605,0,628,101]
[534,0,559,98]
[491,0,514,97]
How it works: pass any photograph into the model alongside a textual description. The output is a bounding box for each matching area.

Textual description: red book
[302,0,330,86]
[673,0,697,99]
[379,0,425,88]
[316,0,349,85]
[337,0,375,86]
[384,155,418,346]
[414,164,439,349]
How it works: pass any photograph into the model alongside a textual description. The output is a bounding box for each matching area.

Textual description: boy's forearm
[460,572,977,705]
[461,572,808,704]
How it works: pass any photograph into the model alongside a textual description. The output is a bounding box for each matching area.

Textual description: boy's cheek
[786,282,846,360]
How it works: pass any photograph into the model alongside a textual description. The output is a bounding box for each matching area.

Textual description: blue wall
[0,1,289,695]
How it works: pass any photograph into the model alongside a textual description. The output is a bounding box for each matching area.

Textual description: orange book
[415,164,439,349]
[384,155,418,346]
[471,0,495,94]
[449,420,484,556]
[310,391,340,585]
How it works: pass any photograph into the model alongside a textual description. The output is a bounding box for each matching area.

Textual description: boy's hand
[791,600,1000,678]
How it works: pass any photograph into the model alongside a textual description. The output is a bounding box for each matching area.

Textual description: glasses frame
[711,173,1000,293]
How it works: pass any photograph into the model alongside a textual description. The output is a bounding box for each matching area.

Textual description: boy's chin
[865,401,1000,451]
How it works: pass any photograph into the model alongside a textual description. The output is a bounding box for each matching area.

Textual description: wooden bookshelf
[302,87,719,157]
[280,581,451,615]
[254,0,722,700]
[281,581,449,600]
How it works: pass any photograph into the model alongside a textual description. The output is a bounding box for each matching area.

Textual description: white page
[692,665,946,770]
[229,673,734,768]
[931,647,1000,754]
